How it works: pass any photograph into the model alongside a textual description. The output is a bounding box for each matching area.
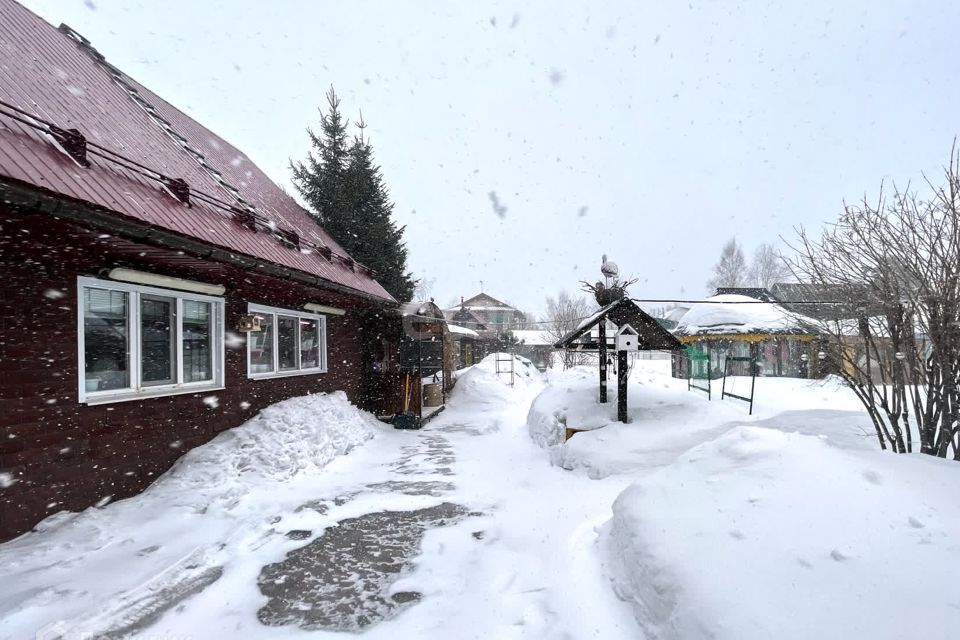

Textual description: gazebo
[671,294,820,379]
[554,297,683,422]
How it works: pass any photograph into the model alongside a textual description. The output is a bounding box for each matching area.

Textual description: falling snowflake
[203,395,220,409]
[488,191,508,218]
[0,472,16,489]
[43,289,65,300]
[225,332,245,348]
[240,401,251,410]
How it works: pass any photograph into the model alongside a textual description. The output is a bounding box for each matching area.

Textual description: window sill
[247,368,328,381]
[81,383,225,406]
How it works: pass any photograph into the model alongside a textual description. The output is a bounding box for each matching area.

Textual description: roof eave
[1,178,397,306]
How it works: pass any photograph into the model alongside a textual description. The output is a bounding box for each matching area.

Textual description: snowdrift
[160,391,379,489]
[526,361,757,477]
[449,352,544,407]
[604,425,960,640]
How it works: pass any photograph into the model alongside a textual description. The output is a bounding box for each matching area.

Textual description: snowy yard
[1,356,958,639]
[531,360,960,639]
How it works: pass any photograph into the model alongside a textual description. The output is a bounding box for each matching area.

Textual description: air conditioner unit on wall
[237,314,263,333]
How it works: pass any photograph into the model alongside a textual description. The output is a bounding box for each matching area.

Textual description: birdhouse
[615,324,640,351]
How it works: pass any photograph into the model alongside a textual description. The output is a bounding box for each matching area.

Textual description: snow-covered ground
[0,391,380,639]
[0,355,639,640]
[3,356,958,639]
[529,361,960,639]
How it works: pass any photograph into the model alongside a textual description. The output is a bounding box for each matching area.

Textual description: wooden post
[618,350,628,422]
[599,322,608,403]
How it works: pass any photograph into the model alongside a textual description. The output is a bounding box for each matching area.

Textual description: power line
[630,298,852,305]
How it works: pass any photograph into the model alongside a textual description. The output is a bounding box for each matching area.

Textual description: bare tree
[412,276,435,301]
[748,243,792,289]
[789,144,960,460]
[515,312,540,330]
[544,291,595,369]
[706,237,748,292]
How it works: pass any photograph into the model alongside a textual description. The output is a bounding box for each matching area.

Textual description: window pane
[141,295,176,386]
[278,315,299,371]
[249,313,274,374]
[84,288,129,391]
[300,318,319,369]
[183,300,212,383]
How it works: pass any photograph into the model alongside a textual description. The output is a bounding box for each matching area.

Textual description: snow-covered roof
[447,324,480,339]
[511,330,553,346]
[673,294,818,337]
[555,297,682,351]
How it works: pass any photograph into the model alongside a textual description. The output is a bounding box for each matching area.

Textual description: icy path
[33,384,639,639]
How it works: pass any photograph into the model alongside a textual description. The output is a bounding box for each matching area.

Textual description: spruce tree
[291,88,349,235]
[291,89,415,302]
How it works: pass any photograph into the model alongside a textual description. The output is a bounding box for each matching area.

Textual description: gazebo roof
[554,298,683,351]
[672,294,818,338]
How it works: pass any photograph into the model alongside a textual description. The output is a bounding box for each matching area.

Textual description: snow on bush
[604,425,960,640]
[159,391,378,489]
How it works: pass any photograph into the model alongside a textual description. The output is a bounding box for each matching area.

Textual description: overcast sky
[21,0,960,315]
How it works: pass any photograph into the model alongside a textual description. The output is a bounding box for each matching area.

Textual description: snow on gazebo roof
[672,294,818,338]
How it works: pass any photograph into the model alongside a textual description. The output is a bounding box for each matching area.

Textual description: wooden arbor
[553,298,683,422]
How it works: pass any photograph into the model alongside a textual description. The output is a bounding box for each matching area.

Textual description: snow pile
[0,392,382,639]
[526,360,777,476]
[161,391,378,488]
[526,366,600,448]
[673,294,815,336]
[604,425,960,640]
[450,352,544,407]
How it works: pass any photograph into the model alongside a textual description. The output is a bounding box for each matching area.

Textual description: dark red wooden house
[0,0,396,540]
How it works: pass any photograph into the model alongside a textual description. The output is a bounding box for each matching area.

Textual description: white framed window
[247,303,328,379]
[77,276,225,405]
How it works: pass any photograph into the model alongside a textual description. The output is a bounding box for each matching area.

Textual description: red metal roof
[0,0,395,303]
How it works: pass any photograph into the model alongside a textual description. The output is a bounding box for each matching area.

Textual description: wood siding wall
[0,207,381,541]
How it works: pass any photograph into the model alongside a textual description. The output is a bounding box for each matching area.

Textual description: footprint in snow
[728,530,745,540]
[862,470,883,485]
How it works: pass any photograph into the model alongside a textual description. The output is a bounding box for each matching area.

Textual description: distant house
[447,323,481,369]
[445,293,526,336]
[0,3,395,540]
[769,282,917,383]
[715,287,778,302]
[511,329,554,371]
[770,282,876,321]
[671,293,820,379]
